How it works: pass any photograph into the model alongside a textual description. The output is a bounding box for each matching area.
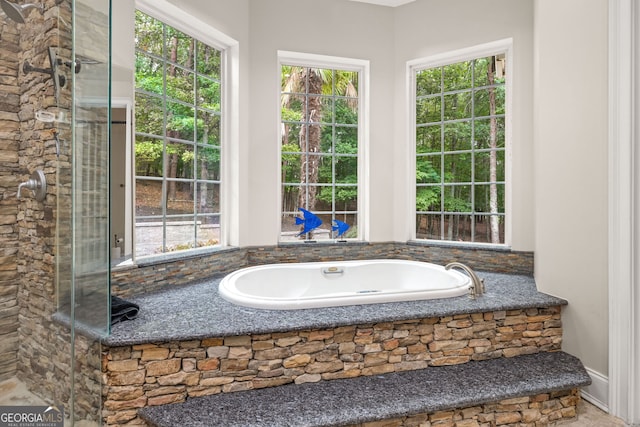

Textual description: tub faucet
[445,262,485,299]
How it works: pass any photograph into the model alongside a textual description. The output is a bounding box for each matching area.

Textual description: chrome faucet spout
[445,262,485,298]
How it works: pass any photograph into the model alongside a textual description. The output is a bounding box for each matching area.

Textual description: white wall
[393,0,535,250]
[533,0,609,380]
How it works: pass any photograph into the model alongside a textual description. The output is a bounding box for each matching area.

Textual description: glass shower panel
[56,0,111,424]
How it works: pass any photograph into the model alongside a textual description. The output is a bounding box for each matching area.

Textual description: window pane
[416,96,441,124]
[165,216,196,251]
[166,181,193,213]
[473,56,506,88]
[281,122,302,147]
[443,185,471,212]
[135,136,163,177]
[443,61,472,91]
[196,41,221,79]
[417,125,441,153]
[416,213,442,240]
[317,156,333,185]
[135,52,163,94]
[443,153,472,183]
[196,214,220,247]
[135,93,164,136]
[474,86,505,117]
[308,95,330,123]
[335,126,358,153]
[196,110,220,146]
[196,182,220,214]
[334,71,358,97]
[283,94,305,122]
[197,75,221,110]
[474,117,505,149]
[135,179,163,218]
[135,11,164,57]
[165,27,194,69]
[335,155,357,182]
[336,185,357,211]
[167,142,194,179]
[335,98,358,124]
[167,68,194,104]
[443,121,472,151]
[197,146,220,181]
[166,102,194,140]
[416,185,441,212]
[416,156,441,184]
[281,153,301,183]
[443,91,472,121]
[416,68,441,96]
[474,150,505,183]
[472,214,504,244]
[474,183,505,213]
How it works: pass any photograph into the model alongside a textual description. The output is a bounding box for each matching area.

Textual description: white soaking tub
[218,259,472,310]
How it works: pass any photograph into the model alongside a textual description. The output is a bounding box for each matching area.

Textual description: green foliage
[135,10,223,181]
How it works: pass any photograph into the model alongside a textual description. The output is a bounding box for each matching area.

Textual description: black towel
[111,295,140,326]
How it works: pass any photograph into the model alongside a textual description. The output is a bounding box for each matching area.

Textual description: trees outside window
[415,51,507,245]
[134,10,222,257]
[280,56,363,242]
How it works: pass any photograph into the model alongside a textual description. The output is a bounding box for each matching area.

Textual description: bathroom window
[133,8,227,258]
[279,52,368,242]
[412,42,510,245]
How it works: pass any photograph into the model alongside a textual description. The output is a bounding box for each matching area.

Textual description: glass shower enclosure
[0,0,111,425]
[57,0,112,422]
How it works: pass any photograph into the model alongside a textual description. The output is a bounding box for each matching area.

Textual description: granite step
[138,351,591,427]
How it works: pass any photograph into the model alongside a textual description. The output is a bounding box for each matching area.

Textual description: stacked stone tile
[350,391,580,427]
[102,306,566,425]
[111,243,533,297]
[0,16,21,382]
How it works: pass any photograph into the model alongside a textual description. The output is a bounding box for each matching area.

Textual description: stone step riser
[138,351,591,427]
[103,306,563,425]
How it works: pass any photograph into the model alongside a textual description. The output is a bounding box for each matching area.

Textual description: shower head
[0,0,42,24]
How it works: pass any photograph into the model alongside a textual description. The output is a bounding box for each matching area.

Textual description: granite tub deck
[104,272,566,345]
[103,272,590,426]
[139,351,590,427]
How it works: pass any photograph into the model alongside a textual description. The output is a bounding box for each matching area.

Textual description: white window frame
[277,51,370,242]
[133,0,239,260]
[407,39,513,248]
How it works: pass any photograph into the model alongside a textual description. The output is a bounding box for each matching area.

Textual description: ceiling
[348,0,416,7]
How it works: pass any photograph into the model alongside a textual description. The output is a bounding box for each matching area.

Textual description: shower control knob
[17,170,47,202]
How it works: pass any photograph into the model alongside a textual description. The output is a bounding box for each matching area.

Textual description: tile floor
[0,377,628,426]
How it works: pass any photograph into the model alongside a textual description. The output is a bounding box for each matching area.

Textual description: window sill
[113,245,241,270]
[407,239,512,252]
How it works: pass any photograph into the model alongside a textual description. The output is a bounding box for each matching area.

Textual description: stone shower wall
[0,17,21,381]
[15,0,68,402]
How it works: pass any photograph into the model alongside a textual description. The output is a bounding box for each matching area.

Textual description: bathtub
[218,259,472,310]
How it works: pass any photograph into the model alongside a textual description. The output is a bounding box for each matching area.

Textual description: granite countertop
[104,271,566,347]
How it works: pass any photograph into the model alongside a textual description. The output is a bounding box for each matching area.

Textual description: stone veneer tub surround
[103,245,555,425]
[101,271,576,425]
